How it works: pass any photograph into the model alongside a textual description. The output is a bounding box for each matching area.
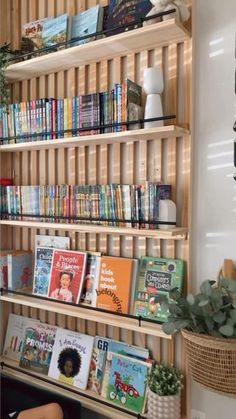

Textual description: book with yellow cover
[95,256,137,314]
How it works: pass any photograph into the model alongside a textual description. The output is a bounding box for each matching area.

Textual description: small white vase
[147,389,181,419]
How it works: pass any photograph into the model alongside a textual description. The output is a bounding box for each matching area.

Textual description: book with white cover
[35,234,70,250]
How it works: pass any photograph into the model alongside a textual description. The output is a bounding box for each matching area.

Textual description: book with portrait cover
[79,252,101,306]
[19,322,57,374]
[3,313,39,362]
[48,249,87,303]
[95,256,138,314]
[133,256,184,322]
[48,328,94,389]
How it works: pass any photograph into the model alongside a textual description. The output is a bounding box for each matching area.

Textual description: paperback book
[35,234,70,250]
[33,246,54,296]
[79,252,101,306]
[42,13,70,52]
[21,17,52,56]
[3,313,39,362]
[48,328,94,389]
[133,256,184,322]
[48,249,87,303]
[7,251,33,291]
[19,322,57,374]
[0,250,10,288]
[71,5,104,46]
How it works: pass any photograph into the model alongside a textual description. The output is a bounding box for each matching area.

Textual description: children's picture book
[88,335,149,395]
[21,17,52,55]
[3,313,39,362]
[33,246,54,296]
[35,234,70,250]
[48,249,87,303]
[106,352,151,413]
[79,252,101,306]
[19,322,57,374]
[7,251,33,291]
[0,250,10,288]
[42,13,70,52]
[133,256,184,322]
[71,5,104,46]
[95,256,138,314]
[48,328,94,389]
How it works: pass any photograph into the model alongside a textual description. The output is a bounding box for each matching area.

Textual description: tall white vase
[143,66,164,128]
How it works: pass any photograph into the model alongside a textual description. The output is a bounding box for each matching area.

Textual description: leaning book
[42,13,70,52]
[35,234,70,250]
[48,328,94,390]
[21,17,52,56]
[33,246,54,296]
[71,5,104,46]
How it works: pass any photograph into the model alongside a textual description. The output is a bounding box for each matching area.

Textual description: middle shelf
[0,292,170,339]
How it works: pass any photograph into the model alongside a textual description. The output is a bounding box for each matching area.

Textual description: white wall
[191,0,236,417]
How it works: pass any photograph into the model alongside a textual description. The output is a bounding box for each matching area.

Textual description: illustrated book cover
[21,17,52,55]
[19,322,57,374]
[35,234,70,250]
[42,13,70,52]
[79,252,101,306]
[71,5,104,46]
[48,328,94,389]
[105,352,151,413]
[3,313,39,362]
[133,256,184,322]
[48,249,87,303]
[33,246,54,296]
[0,250,10,288]
[95,256,138,314]
[7,250,33,291]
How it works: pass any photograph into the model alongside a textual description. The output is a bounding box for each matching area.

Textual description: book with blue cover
[7,251,33,291]
[33,246,53,296]
[42,13,70,52]
[71,5,104,46]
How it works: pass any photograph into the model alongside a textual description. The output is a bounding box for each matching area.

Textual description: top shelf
[6,19,190,82]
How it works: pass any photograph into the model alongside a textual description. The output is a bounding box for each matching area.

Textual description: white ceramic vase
[147,389,181,419]
[143,66,164,128]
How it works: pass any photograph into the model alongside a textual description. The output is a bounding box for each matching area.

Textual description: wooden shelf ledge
[0,293,170,339]
[0,125,189,152]
[0,219,188,239]
[6,19,190,82]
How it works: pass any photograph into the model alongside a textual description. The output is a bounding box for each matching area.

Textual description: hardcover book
[105,352,151,413]
[21,17,52,56]
[0,250,10,288]
[7,251,33,291]
[133,256,184,322]
[42,13,70,52]
[48,328,94,389]
[79,252,101,306]
[19,322,57,374]
[48,249,87,303]
[3,314,39,362]
[35,234,70,250]
[33,246,53,296]
[71,5,104,46]
[95,256,138,314]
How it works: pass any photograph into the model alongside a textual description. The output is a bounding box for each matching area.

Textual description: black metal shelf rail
[8,9,176,63]
[0,362,146,419]
[0,115,176,143]
[0,288,162,328]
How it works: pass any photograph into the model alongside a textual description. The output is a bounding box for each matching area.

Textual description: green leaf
[200,280,213,296]
[187,294,195,305]
[213,311,226,324]
[220,279,236,293]
[230,309,236,321]
[168,304,182,315]
[205,317,214,331]
[219,325,234,337]
[162,322,176,335]
[198,299,209,307]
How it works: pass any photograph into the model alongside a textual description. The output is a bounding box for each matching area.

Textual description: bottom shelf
[1,359,143,419]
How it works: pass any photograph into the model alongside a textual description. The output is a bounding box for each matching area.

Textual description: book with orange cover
[95,256,137,314]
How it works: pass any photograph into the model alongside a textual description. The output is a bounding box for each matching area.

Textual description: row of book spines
[1,183,171,228]
[0,83,136,142]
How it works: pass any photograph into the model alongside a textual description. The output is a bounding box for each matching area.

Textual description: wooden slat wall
[0,0,191,416]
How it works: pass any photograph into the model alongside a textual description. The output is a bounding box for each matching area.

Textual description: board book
[133,256,184,322]
[48,328,94,390]
[48,249,87,303]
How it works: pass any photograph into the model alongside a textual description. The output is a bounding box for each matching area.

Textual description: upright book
[71,5,104,46]
[7,250,33,291]
[79,252,101,306]
[3,313,39,362]
[48,328,94,389]
[48,249,87,303]
[19,322,57,374]
[33,246,54,296]
[133,256,184,322]
[35,234,70,250]
[95,255,138,314]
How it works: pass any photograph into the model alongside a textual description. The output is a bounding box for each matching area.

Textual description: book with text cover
[48,249,87,303]
[3,313,39,362]
[95,256,137,314]
[19,322,57,374]
[48,328,94,389]
[79,252,101,306]
[21,17,52,55]
[71,5,104,46]
[133,256,184,322]
[7,251,33,291]
[33,246,53,296]
[35,234,70,250]
[105,352,151,413]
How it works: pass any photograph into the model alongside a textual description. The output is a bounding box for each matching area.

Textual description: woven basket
[181,329,236,397]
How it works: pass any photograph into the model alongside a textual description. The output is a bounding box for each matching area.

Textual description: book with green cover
[133,256,184,322]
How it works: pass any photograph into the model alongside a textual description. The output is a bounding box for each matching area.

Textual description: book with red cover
[48,249,87,304]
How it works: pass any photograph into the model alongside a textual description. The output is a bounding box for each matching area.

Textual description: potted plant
[147,362,182,419]
[0,43,11,107]
[156,278,236,396]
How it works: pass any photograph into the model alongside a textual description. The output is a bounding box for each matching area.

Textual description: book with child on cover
[48,328,94,389]
[47,249,87,304]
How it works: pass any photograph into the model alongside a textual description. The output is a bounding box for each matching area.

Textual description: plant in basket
[147,363,183,419]
[156,278,236,396]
